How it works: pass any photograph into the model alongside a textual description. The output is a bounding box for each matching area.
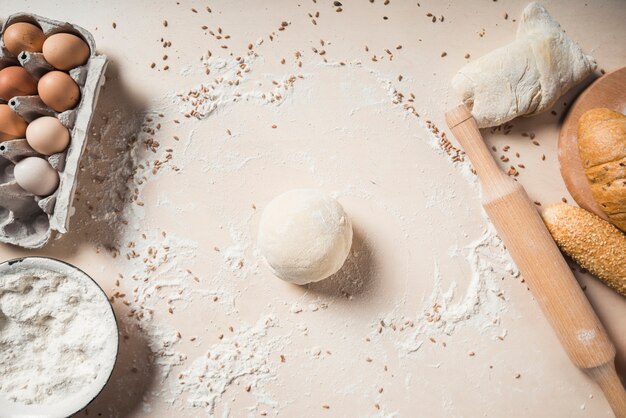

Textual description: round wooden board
[558,67,626,220]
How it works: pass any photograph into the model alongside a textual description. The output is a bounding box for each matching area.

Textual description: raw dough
[452,2,596,128]
[257,189,353,285]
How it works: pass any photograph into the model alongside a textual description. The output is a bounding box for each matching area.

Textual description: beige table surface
[0,0,625,417]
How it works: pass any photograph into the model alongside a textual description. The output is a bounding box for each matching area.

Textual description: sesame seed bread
[542,203,625,297]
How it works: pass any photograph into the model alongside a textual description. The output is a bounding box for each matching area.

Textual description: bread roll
[578,108,626,232]
[542,203,625,296]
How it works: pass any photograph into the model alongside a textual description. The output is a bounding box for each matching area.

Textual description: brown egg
[3,22,46,55]
[0,66,37,101]
[26,116,70,155]
[0,104,28,141]
[43,33,90,71]
[38,71,81,112]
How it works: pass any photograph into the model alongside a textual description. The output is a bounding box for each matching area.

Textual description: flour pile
[0,265,118,405]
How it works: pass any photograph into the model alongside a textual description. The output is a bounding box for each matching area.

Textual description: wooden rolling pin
[445,105,626,417]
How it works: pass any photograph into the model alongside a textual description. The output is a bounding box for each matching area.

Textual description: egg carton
[0,13,107,248]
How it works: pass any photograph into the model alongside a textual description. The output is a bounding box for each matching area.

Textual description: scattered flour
[88,34,520,416]
[0,264,117,406]
[382,224,518,355]
[363,64,519,353]
[170,315,285,415]
[176,52,301,120]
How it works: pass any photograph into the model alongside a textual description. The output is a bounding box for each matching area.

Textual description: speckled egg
[2,22,46,55]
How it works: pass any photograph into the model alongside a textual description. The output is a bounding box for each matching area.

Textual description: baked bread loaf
[578,108,626,232]
[542,203,625,297]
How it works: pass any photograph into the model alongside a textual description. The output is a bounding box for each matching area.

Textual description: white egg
[14,157,59,196]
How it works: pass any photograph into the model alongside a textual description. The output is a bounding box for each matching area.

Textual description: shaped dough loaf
[452,2,596,128]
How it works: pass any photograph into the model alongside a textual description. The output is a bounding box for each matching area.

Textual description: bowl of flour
[0,257,118,418]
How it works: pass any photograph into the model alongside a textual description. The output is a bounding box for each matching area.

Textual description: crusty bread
[542,203,625,296]
[578,108,626,232]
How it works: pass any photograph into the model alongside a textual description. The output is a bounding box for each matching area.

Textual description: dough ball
[258,189,353,285]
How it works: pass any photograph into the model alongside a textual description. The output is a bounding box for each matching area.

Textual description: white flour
[170,315,285,414]
[0,266,118,405]
[375,224,518,355]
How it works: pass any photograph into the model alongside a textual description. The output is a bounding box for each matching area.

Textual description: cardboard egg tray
[0,13,107,248]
